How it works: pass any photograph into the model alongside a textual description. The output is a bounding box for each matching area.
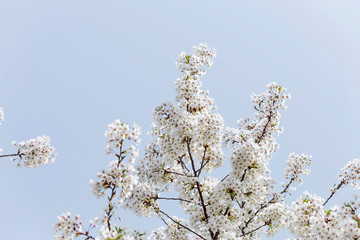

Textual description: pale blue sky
[1,1,360,239]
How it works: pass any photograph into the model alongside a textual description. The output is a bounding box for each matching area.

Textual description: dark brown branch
[185,137,197,177]
[159,210,207,240]
[196,182,210,220]
[196,145,208,177]
[106,186,117,231]
[221,174,229,182]
[241,167,250,182]
[256,114,272,144]
[280,178,295,194]
[185,137,216,240]
[0,153,23,158]
[323,179,346,206]
[237,201,245,209]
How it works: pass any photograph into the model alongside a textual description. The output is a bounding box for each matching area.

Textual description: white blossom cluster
[134,45,296,239]
[89,160,138,202]
[55,119,147,240]
[105,119,141,154]
[150,218,202,240]
[284,153,312,185]
[288,192,360,239]
[54,212,87,240]
[338,158,360,189]
[0,107,56,167]
[97,225,145,240]
[12,135,56,168]
[54,44,360,240]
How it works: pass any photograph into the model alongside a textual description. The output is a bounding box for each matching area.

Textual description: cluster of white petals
[284,153,312,185]
[338,158,360,189]
[134,45,294,239]
[13,135,56,168]
[105,120,141,154]
[288,192,325,239]
[90,160,138,202]
[150,218,200,240]
[54,212,85,240]
[288,193,360,239]
[97,225,145,240]
[54,44,360,240]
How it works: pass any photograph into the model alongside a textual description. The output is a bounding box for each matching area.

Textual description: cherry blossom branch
[280,177,295,195]
[178,155,190,172]
[241,167,250,182]
[239,223,267,237]
[156,197,193,204]
[196,145,208,177]
[221,174,229,182]
[158,210,207,240]
[105,143,124,231]
[185,137,216,240]
[185,137,197,177]
[0,153,23,158]
[164,169,191,177]
[323,179,346,206]
[75,230,96,240]
[241,177,295,232]
[256,114,272,144]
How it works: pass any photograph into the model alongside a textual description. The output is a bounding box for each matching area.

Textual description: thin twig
[256,113,273,144]
[323,179,346,206]
[239,223,267,237]
[159,210,207,240]
[196,145,208,177]
[0,153,23,158]
[157,197,193,204]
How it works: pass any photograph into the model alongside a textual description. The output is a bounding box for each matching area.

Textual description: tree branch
[241,177,295,232]
[185,137,216,240]
[159,210,207,240]
[256,113,273,144]
[156,197,193,204]
[239,223,267,237]
[323,179,346,206]
[0,153,23,158]
[106,142,124,231]
[196,145,208,177]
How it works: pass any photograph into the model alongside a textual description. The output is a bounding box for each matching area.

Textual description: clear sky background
[1,1,360,239]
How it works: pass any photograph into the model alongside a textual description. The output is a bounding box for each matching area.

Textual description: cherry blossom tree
[54,44,360,240]
[0,107,56,168]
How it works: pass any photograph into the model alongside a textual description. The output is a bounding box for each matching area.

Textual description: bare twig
[0,153,23,158]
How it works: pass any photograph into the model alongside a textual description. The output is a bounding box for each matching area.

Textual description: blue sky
[1,1,360,239]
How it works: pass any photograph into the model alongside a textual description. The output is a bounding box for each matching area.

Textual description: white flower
[104,120,141,154]
[13,135,56,168]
